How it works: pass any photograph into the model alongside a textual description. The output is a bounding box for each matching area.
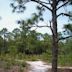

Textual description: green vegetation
[0,0,72,71]
[0,23,72,69]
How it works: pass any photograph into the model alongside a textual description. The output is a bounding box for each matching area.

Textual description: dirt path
[26,61,51,72]
[26,61,72,72]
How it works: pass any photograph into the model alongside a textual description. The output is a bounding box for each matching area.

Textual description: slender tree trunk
[3,34,5,53]
[52,0,58,72]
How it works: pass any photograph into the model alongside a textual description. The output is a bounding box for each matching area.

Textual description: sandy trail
[26,61,51,72]
[26,61,72,72]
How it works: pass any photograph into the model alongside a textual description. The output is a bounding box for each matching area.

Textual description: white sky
[0,0,72,34]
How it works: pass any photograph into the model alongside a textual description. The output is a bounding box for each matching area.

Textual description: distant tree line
[0,20,72,57]
[0,20,52,55]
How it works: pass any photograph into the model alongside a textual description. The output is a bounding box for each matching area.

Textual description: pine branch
[32,0,52,12]
[31,25,51,28]
[59,35,72,40]
[56,0,60,5]
[29,20,53,35]
[57,13,72,18]
[57,1,69,10]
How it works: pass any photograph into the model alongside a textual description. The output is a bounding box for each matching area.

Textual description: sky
[0,0,72,34]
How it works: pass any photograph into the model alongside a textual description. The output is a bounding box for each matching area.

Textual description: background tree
[43,33,52,54]
[12,28,21,39]
[0,36,3,54]
[11,0,72,72]
[0,28,8,53]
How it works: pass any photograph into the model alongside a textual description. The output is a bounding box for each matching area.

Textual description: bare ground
[0,60,72,72]
[0,66,72,72]
[46,68,72,72]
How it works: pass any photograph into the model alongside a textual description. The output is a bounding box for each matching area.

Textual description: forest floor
[0,60,72,72]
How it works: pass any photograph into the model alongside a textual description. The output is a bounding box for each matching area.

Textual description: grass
[0,54,26,72]
[58,54,72,66]
[0,52,72,71]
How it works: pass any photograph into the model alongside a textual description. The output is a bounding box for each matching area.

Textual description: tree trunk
[3,34,5,53]
[52,0,58,72]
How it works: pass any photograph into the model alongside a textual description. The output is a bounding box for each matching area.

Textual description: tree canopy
[10,0,72,72]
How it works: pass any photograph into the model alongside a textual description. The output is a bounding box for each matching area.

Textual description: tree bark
[52,0,58,72]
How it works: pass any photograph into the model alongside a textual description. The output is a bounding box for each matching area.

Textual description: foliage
[64,24,72,35]
[0,1,72,72]
[0,26,72,66]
